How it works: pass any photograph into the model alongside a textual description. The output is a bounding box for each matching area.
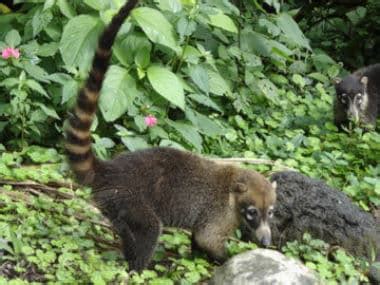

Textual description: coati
[65,0,276,272]
[334,63,380,129]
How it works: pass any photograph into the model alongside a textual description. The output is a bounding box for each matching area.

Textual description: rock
[250,171,379,259]
[210,249,318,285]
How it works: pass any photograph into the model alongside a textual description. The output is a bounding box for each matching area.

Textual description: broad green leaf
[292,74,306,88]
[84,0,107,11]
[147,66,185,110]
[240,30,271,56]
[188,65,209,94]
[186,109,224,136]
[62,79,79,104]
[208,9,238,33]
[36,103,60,120]
[208,70,231,96]
[60,15,103,71]
[99,65,140,122]
[37,42,59,57]
[57,0,76,19]
[23,62,49,83]
[132,7,180,53]
[276,13,310,50]
[26,79,48,97]
[32,8,53,37]
[135,46,151,69]
[43,0,55,10]
[157,0,182,13]
[167,120,202,151]
[159,139,186,150]
[121,136,149,151]
[188,93,223,112]
[5,30,21,47]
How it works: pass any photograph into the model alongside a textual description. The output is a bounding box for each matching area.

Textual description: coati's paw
[128,258,149,272]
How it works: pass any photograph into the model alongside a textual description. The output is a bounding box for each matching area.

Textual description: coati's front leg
[112,203,162,272]
[192,225,230,264]
[334,101,348,128]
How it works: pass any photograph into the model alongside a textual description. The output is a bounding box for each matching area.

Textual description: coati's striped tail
[65,0,138,184]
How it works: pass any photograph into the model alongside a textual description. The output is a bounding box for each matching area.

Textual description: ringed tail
[65,0,138,184]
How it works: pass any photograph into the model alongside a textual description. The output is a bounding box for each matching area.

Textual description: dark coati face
[233,171,277,247]
[335,76,369,123]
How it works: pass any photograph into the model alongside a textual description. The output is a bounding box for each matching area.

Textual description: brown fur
[65,0,276,272]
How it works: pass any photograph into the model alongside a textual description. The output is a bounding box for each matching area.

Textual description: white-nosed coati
[334,63,380,129]
[65,0,276,272]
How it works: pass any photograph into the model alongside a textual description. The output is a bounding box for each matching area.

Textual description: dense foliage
[288,0,380,68]
[0,0,379,284]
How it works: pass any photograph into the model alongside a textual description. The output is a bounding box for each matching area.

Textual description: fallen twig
[210,157,297,172]
[0,180,75,199]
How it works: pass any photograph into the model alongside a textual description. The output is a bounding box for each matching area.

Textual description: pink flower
[144,115,157,127]
[1,47,20,59]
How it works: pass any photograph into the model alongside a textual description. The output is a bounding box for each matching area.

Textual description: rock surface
[210,249,318,285]
[269,171,379,258]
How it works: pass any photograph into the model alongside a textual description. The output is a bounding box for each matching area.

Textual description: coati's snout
[240,204,274,246]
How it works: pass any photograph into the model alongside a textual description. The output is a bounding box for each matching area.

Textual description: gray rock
[242,171,379,260]
[210,249,319,285]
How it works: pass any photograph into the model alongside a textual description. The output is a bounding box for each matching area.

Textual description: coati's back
[91,147,235,228]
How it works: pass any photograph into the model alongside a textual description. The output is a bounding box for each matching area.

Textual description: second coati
[334,63,380,129]
[65,0,276,272]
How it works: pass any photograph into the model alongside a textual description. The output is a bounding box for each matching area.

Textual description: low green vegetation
[0,0,378,284]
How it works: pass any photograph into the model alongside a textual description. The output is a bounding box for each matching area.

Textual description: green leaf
[188,93,222,112]
[57,0,76,19]
[36,103,60,120]
[208,9,238,33]
[62,79,79,104]
[32,8,53,37]
[156,0,182,13]
[208,70,230,96]
[83,0,107,11]
[135,46,151,69]
[276,13,311,50]
[186,109,224,136]
[60,15,103,71]
[147,65,185,110]
[188,65,209,94]
[37,42,59,57]
[99,65,140,122]
[5,30,21,47]
[240,30,271,57]
[168,120,202,151]
[23,62,49,83]
[26,79,48,97]
[132,7,180,53]
[121,136,149,151]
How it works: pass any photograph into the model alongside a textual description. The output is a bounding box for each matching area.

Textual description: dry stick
[210,157,297,172]
[0,180,74,199]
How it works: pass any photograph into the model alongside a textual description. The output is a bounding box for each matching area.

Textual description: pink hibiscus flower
[144,115,157,127]
[1,47,20,59]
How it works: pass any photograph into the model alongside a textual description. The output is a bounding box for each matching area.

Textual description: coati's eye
[245,205,257,221]
[267,208,274,219]
[340,93,347,104]
[356,93,362,104]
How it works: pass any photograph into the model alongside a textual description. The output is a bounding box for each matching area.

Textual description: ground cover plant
[0,0,379,284]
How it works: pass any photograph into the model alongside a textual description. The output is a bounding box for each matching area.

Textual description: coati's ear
[360,76,368,86]
[233,182,248,193]
[332,77,341,85]
[271,181,277,190]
